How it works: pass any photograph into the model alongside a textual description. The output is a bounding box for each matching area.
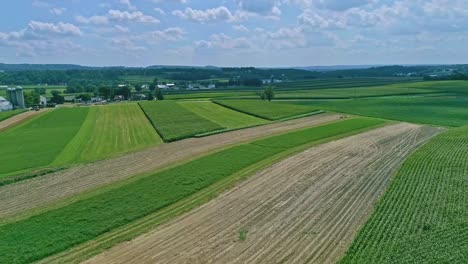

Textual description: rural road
[0,113,342,220]
[0,109,50,131]
[85,123,442,264]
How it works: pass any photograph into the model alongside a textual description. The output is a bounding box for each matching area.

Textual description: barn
[0,96,13,112]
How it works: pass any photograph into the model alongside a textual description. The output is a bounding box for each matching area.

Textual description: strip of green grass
[0,117,385,264]
[139,101,223,141]
[0,109,25,122]
[0,108,89,177]
[290,95,468,127]
[213,99,319,120]
[54,104,162,165]
[341,126,468,263]
[178,101,268,129]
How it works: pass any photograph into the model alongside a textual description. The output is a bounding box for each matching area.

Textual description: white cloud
[195,33,252,49]
[233,24,249,32]
[76,10,159,24]
[27,21,82,37]
[76,15,109,25]
[108,10,159,23]
[49,7,66,16]
[119,0,136,10]
[147,27,185,42]
[173,6,235,23]
[154,8,166,15]
[111,39,146,52]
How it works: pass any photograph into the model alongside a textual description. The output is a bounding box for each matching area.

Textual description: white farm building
[0,96,13,112]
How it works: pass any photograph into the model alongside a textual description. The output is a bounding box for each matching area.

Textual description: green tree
[153,77,159,84]
[76,93,92,102]
[260,86,275,101]
[50,90,65,104]
[155,87,164,100]
[147,93,154,101]
[149,83,156,91]
[24,91,40,107]
[135,84,143,92]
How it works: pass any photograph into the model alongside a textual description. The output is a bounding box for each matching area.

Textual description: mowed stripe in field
[0,113,342,220]
[86,123,442,264]
[0,109,39,131]
[53,104,162,165]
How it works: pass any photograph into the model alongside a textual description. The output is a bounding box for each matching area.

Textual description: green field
[290,95,468,127]
[275,78,420,91]
[0,109,25,122]
[53,104,162,165]
[0,108,89,177]
[0,117,385,264]
[178,101,268,129]
[341,126,468,263]
[213,99,320,120]
[139,101,223,141]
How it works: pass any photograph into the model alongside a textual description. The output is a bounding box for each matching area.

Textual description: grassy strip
[0,167,67,187]
[41,119,389,264]
[212,99,319,121]
[0,109,25,122]
[139,101,223,142]
[0,118,384,264]
[341,126,468,263]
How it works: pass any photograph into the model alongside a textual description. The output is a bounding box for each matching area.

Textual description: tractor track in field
[85,123,442,264]
[0,113,342,220]
[0,109,50,131]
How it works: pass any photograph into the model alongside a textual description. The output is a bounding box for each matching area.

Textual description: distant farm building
[40,96,47,107]
[0,96,13,112]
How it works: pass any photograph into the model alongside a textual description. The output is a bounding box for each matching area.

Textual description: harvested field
[0,113,342,220]
[86,123,442,264]
[0,109,48,131]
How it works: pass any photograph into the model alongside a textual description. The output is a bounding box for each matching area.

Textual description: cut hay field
[178,101,268,130]
[213,99,320,120]
[290,95,468,127]
[341,126,468,263]
[139,101,223,141]
[0,104,162,179]
[53,104,162,165]
[0,117,385,264]
[0,108,89,177]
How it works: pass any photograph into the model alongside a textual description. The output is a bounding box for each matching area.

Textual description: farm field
[0,109,25,122]
[0,113,342,220]
[53,104,162,165]
[213,99,320,120]
[178,101,268,130]
[290,95,468,127]
[0,109,48,131]
[165,91,255,100]
[0,108,89,177]
[85,123,441,264]
[139,101,223,141]
[0,117,385,264]
[341,126,468,263]
[275,77,420,90]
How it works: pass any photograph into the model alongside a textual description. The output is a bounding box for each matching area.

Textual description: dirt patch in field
[0,109,49,131]
[85,123,442,264]
[0,113,342,220]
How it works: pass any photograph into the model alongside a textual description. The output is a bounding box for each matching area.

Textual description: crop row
[341,126,468,263]
[0,117,385,264]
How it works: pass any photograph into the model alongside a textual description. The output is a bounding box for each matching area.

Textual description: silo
[15,87,25,108]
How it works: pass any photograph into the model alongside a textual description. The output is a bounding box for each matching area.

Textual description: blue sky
[0,0,467,67]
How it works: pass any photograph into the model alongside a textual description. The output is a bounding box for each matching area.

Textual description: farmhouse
[40,96,47,107]
[0,96,13,112]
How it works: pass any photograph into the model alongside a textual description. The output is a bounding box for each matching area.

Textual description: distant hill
[294,65,380,72]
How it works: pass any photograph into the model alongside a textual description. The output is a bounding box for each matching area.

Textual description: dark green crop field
[341,126,468,263]
[0,117,384,264]
[139,101,223,141]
